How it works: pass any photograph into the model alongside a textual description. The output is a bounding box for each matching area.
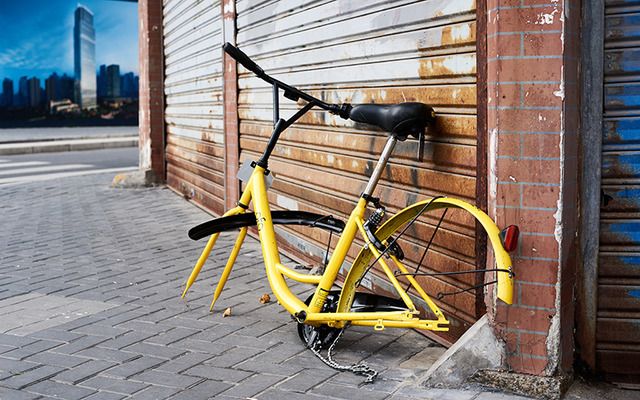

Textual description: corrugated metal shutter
[236,0,478,343]
[163,0,226,215]
[598,0,640,380]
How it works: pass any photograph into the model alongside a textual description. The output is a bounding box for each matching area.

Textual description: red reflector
[500,225,519,252]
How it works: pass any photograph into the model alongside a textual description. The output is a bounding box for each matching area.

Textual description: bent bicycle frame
[181,141,515,333]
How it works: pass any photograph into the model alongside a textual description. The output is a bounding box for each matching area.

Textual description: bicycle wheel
[336,197,514,316]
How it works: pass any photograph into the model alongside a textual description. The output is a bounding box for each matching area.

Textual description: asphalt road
[0,147,138,185]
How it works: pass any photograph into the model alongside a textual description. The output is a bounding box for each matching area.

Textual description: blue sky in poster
[0,0,137,83]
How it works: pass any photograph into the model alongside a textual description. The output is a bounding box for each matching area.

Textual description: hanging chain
[308,328,378,384]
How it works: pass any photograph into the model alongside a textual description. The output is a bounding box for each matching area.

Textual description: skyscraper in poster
[73,5,97,109]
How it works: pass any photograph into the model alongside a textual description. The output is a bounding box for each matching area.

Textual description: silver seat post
[362,136,397,197]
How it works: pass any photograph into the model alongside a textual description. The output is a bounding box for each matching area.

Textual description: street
[0,147,137,185]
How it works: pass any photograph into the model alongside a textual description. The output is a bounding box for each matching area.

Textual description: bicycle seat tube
[362,136,398,197]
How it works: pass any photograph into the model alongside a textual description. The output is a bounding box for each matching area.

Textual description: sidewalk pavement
[0,127,138,155]
[0,172,623,400]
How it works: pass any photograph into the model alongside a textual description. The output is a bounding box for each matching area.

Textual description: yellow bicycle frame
[182,164,514,333]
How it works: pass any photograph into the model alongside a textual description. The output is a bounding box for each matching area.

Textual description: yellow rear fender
[337,198,514,314]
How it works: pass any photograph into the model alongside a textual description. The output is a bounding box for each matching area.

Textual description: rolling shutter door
[163,0,226,215]
[597,0,640,381]
[236,0,479,343]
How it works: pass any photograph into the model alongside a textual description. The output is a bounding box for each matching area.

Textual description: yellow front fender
[337,198,514,314]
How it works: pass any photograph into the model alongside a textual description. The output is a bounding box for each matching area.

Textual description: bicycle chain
[308,327,378,384]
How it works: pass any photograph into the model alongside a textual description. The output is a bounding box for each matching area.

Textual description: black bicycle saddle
[348,102,435,141]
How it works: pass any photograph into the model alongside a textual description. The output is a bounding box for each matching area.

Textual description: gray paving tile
[102,356,165,379]
[131,369,204,388]
[165,379,233,400]
[1,364,65,389]
[128,385,180,400]
[53,360,118,384]
[0,386,41,400]
[26,379,97,400]
[80,375,149,395]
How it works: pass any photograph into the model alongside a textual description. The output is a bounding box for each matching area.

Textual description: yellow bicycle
[181,43,518,381]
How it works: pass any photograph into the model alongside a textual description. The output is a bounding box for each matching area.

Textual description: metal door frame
[576,0,604,373]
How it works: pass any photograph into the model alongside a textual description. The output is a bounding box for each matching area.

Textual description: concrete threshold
[0,136,138,155]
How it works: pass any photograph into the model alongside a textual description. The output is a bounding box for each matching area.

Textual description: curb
[0,136,138,155]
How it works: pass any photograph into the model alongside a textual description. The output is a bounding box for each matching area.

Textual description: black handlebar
[222,43,264,77]
[222,42,350,118]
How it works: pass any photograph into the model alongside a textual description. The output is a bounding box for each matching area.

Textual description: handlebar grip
[223,42,264,76]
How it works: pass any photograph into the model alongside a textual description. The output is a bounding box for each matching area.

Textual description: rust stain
[439,22,476,50]
[419,55,477,79]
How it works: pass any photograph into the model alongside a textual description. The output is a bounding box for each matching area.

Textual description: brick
[83,392,127,400]
[490,83,520,107]
[494,6,563,33]
[204,346,264,368]
[222,373,286,398]
[497,110,561,133]
[1,365,65,389]
[258,388,328,400]
[129,385,180,400]
[25,351,88,368]
[277,368,336,392]
[522,184,559,208]
[497,183,521,207]
[0,333,37,348]
[77,347,139,363]
[154,352,213,374]
[512,258,558,285]
[29,328,85,343]
[0,386,41,400]
[53,335,110,354]
[493,58,563,83]
[54,360,117,384]
[519,332,549,358]
[495,305,554,333]
[521,134,561,158]
[145,327,199,346]
[123,342,187,360]
[183,364,252,382]
[0,359,41,383]
[310,382,389,400]
[98,331,156,350]
[519,234,559,260]
[521,83,562,108]
[497,207,558,236]
[491,33,522,58]
[131,369,203,388]
[507,353,548,375]
[103,356,166,379]
[26,379,96,400]
[81,375,149,395]
[497,133,521,158]
[169,380,236,400]
[497,158,561,185]
[1,340,61,360]
[524,33,563,56]
[519,282,557,309]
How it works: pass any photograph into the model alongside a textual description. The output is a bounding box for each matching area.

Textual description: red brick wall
[138,0,165,180]
[222,0,239,209]
[485,0,580,376]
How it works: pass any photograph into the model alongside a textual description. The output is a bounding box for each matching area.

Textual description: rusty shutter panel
[163,0,226,215]
[236,0,479,344]
[597,0,640,381]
